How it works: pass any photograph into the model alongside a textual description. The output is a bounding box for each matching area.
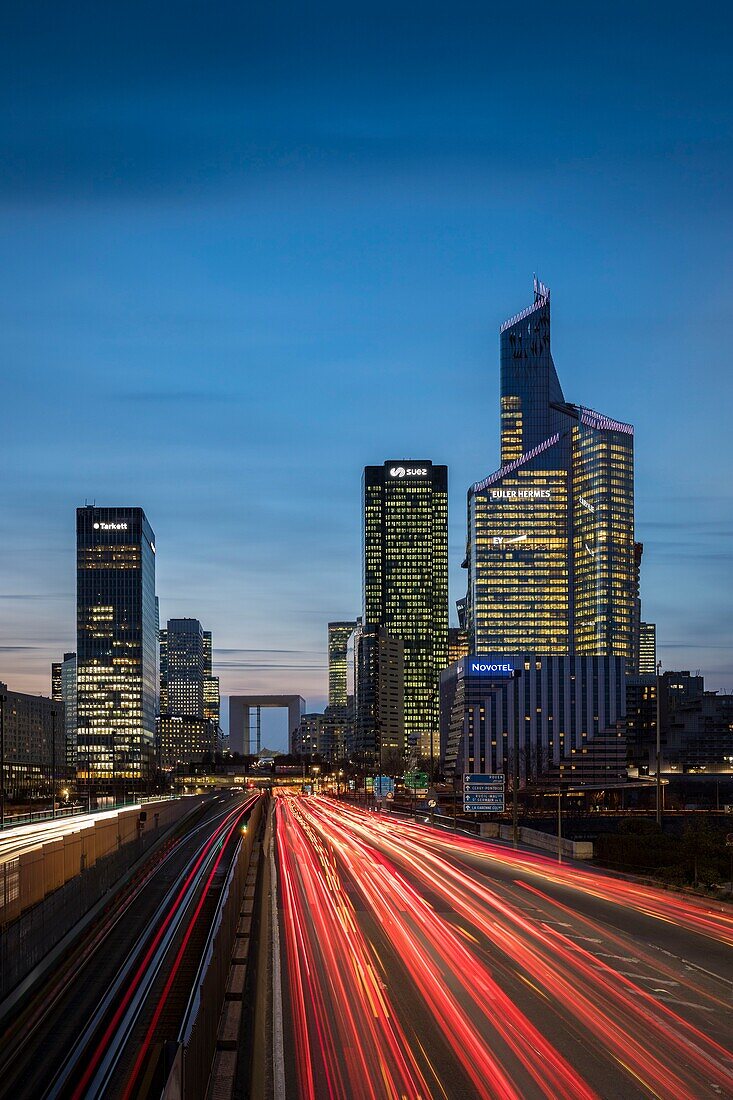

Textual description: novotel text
[467,660,514,676]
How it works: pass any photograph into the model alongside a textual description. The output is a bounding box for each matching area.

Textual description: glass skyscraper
[202,630,220,729]
[159,619,206,717]
[363,461,448,758]
[466,280,635,660]
[328,621,355,707]
[76,506,157,787]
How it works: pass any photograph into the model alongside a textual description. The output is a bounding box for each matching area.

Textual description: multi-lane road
[276,796,733,1100]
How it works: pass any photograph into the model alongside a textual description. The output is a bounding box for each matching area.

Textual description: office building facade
[52,652,77,775]
[328,621,355,708]
[638,623,657,676]
[76,506,157,786]
[363,461,448,757]
[351,624,405,767]
[441,654,627,786]
[466,280,635,662]
[160,619,205,719]
[293,713,325,758]
[0,683,65,800]
[447,627,469,667]
[203,631,220,729]
[157,714,218,770]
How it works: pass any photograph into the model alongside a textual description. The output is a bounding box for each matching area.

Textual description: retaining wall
[0,798,197,926]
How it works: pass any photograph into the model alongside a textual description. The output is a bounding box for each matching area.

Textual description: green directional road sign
[404,770,429,790]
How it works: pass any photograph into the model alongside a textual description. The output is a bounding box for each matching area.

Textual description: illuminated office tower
[203,631,220,729]
[363,461,448,757]
[76,506,157,787]
[638,622,657,675]
[328,621,355,707]
[447,627,469,667]
[160,619,205,718]
[466,279,635,659]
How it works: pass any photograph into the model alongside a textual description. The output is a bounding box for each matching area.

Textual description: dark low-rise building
[0,683,65,801]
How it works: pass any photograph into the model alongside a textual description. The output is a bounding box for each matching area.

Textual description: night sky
[2,3,732,747]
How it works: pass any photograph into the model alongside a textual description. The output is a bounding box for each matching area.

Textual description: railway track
[0,792,260,1100]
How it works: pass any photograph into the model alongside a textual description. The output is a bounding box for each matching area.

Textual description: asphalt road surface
[276,795,733,1100]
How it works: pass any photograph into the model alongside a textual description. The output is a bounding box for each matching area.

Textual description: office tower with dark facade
[440,655,627,786]
[447,627,469,667]
[352,623,405,766]
[363,461,448,758]
[76,507,157,787]
[52,652,77,775]
[158,619,219,769]
[466,279,635,662]
[160,619,205,718]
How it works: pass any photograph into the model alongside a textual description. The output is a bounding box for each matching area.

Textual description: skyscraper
[52,652,77,776]
[328,622,355,707]
[363,461,448,757]
[352,623,404,766]
[639,622,657,676]
[76,507,157,787]
[466,279,635,660]
[447,627,469,667]
[202,630,220,729]
[160,619,205,718]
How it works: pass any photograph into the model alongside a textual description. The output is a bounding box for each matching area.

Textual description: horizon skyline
[3,274,732,732]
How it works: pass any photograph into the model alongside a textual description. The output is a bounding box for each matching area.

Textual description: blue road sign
[463,801,505,814]
[373,775,395,798]
[463,773,504,789]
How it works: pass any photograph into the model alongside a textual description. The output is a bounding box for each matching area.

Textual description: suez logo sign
[93,521,128,531]
[388,465,429,478]
[458,657,515,678]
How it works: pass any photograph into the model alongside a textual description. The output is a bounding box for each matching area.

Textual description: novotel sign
[465,657,514,678]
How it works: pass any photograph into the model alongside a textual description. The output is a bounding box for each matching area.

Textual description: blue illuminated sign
[466,657,514,678]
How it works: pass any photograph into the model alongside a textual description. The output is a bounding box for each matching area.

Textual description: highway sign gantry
[463,773,506,813]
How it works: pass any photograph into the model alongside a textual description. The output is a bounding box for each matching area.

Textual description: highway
[276,796,733,1100]
[0,791,260,1100]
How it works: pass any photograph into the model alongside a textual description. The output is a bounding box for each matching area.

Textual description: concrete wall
[499,824,593,859]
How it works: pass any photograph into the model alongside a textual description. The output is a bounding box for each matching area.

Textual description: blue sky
[1,3,732,746]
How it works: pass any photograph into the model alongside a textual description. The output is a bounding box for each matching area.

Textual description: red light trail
[277,796,733,1100]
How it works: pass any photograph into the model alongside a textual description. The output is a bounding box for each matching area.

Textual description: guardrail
[0,795,179,832]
